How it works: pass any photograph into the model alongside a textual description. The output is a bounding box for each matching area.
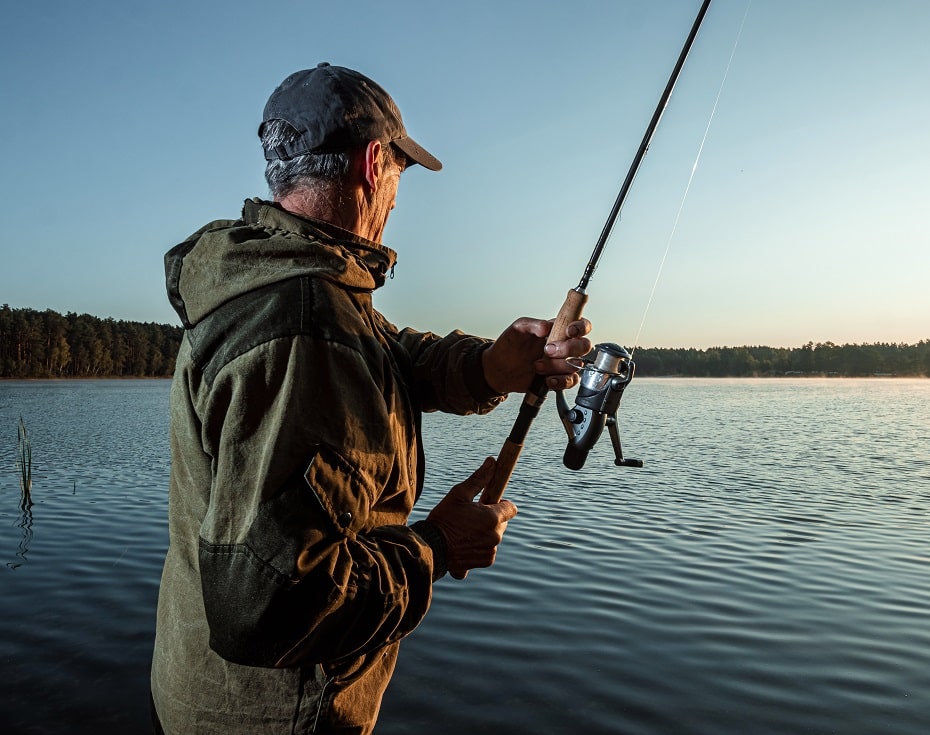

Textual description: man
[150,63,591,734]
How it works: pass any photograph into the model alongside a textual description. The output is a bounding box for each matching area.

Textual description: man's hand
[482,317,592,394]
[426,457,518,580]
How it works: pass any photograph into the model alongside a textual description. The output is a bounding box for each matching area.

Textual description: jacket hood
[165,198,398,327]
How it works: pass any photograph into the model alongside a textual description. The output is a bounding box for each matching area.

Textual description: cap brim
[393,136,442,172]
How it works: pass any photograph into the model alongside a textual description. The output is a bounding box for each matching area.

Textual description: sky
[0,0,927,349]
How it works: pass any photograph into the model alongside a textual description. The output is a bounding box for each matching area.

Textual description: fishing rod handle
[548,287,589,345]
[481,287,589,504]
[481,436,523,504]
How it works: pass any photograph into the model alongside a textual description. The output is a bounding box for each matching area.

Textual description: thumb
[450,457,496,502]
[512,316,553,339]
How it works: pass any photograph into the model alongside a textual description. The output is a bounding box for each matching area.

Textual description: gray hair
[261,119,398,199]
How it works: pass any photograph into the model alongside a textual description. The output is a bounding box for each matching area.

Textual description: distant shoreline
[2,304,928,380]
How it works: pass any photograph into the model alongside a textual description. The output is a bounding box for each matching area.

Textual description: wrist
[478,342,508,396]
[410,520,448,581]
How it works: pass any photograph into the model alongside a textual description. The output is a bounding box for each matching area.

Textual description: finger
[452,457,496,501]
[543,337,592,359]
[566,318,592,338]
[534,356,584,378]
[510,317,552,339]
[542,373,578,391]
[498,499,518,521]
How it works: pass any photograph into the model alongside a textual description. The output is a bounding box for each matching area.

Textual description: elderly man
[150,63,591,734]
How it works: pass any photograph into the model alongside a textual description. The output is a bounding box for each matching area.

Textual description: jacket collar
[241,198,398,287]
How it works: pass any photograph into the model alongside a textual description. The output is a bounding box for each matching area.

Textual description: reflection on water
[0,378,928,734]
[9,415,35,570]
[7,502,33,570]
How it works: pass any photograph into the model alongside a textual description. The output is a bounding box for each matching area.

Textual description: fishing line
[630,0,752,358]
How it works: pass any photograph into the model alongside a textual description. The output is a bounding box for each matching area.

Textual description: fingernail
[544,343,557,356]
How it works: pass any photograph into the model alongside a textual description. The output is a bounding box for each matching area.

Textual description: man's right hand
[425,457,518,579]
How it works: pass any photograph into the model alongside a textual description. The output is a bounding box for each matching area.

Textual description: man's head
[260,63,441,170]
[259,63,441,200]
[258,64,440,243]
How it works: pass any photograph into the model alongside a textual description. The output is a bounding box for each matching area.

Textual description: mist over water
[1,378,928,734]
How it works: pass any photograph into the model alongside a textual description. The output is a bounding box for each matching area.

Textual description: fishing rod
[482,0,712,504]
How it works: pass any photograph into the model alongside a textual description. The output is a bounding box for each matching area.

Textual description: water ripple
[2,378,930,733]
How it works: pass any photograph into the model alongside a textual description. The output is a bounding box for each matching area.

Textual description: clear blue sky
[1,0,926,349]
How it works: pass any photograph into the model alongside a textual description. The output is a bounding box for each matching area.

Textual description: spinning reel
[555,343,643,471]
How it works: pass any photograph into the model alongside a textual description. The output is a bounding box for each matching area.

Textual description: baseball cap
[259,62,442,171]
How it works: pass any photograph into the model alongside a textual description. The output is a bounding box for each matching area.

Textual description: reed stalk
[17,416,33,507]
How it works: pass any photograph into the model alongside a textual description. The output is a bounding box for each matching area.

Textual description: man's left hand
[481,317,592,394]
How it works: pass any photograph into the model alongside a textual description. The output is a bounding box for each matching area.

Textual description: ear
[362,140,384,193]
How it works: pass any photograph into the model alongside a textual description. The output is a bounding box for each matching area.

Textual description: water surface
[1,378,928,733]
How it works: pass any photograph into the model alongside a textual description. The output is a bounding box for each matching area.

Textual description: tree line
[631,342,930,377]
[1,304,927,379]
[0,305,182,378]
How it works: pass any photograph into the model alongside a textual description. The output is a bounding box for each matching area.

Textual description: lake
[1,378,928,734]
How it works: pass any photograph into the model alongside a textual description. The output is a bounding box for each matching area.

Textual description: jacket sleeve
[192,333,441,670]
[388,321,507,415]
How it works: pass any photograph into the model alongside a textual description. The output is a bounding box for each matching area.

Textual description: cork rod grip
[481,287,588,504]
[481,437,523,504]
[547,287,588,346]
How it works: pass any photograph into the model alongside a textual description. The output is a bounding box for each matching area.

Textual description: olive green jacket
[151,199,504,734]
